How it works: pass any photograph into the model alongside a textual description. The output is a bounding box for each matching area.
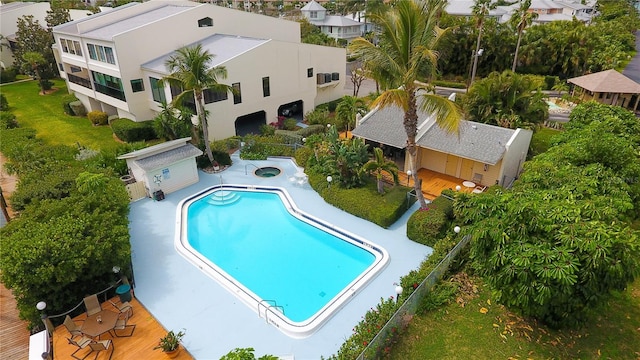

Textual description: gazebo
[568,69,640,112]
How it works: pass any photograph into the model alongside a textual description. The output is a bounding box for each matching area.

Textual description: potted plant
[154,329,185,358]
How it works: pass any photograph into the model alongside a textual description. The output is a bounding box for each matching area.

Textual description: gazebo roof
[568,69,640,94]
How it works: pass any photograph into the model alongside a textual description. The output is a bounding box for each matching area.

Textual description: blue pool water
[185,189,377,323]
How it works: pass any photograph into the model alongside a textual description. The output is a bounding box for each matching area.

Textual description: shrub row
[406,195,454,247]
[111,118,156,142]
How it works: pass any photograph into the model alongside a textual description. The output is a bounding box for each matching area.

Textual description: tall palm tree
[470,0,496,85]
[163,44,232,165]
[335,95,368,134]
[349,0,462,209]
[511,0,537,72]
[362,147,398,194]
[22,51,46,94]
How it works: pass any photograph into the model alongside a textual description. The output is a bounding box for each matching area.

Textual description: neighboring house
[52,0,345,140]
[0,2,91,68]
[444,0,594,24]
[351,102,532,188]
[301,0,364,43]
[117,137,203,197]
[568,69,640,113]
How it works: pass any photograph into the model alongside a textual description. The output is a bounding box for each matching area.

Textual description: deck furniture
[63,315,84,338]
[83,295,102,316]
[88,339,114,360]
[108,300,133,318]
[68,335,93,360]
[110,311,136,337]
[80,310,118,339]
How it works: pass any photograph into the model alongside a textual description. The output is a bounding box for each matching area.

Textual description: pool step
[207,191,240,205]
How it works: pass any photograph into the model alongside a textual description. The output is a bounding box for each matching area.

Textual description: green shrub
[69,100,86,116]
[111,118,156,142]
[240,134,295,160]
[283,117,298,130]
[0,111,18,129]
[429,196,454,219]
[0,67,17,83]
[304,107,330,125]
[406,206,448,246]
[544,75,558,90]
[432,80,467,89]
[294,146,314,168]
[87,111,108,126]
[274,130,303,144]
[61,94,78,115]
[296,124,325,138]
[0,93,9,111]
[210,137,241,153]
[260,124,275,135]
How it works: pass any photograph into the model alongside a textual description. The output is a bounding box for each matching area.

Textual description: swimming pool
[175,185,389,338]
[546,100,562,111]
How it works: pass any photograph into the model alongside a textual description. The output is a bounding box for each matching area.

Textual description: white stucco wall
[0,2,50,68]
[499,128,532,186]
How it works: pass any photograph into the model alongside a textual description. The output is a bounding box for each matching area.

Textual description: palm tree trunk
[470,24,483,85]
[195,91,214,164]
[404,89,428,209]
[512,30,523,72]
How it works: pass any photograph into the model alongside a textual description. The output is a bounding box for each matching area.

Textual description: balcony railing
[94,83,126,102]
[67,74,92,89]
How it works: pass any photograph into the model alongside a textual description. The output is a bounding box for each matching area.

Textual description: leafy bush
[544,75,558,90]
[240,134,295,160]
[260,124,275,135]
[69,100,86,116]
[429,195,453,219]
[304,107,330,125]
[0,93,9,111]
[296,124,325,138]
[0,111,18,129]
[0,67,17,83]
[61,94,78,115]
[274,130,303,144]
[283,117,298,130]
[406,206,448,247]
[111,118,156,142]
[87,111,108,126]
[432,80,467,89]
[294,146,314,168]
[211,137,241,153]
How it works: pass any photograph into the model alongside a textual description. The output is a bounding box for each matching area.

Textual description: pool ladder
[258,299,285,324]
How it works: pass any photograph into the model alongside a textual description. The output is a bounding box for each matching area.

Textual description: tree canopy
[455,102,640,327]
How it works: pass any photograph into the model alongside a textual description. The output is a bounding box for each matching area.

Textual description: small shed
[117,138,203,198]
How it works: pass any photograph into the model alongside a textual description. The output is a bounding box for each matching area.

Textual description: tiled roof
[352,99,517,165]
[134,144,202,171]
[301,0,326,11]
[568,69,640,94]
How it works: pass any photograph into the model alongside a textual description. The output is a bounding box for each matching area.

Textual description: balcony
[67,74,92,89]
[94,83,126,102]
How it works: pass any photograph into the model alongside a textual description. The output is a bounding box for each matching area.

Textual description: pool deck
[129,153,431,359]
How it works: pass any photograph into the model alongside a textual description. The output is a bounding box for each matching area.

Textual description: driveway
[623,30,640,83]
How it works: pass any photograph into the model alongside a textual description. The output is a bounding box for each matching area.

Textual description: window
[131,79,144,93]
[150,77,166,103]
[310,11,317,19]
[204,88,228,104]
[92,71,125,101]
[198,17,213,27]
[262,77,270,97]
[232,82,242,104]
[70,66,82,73]
[87,43,115,64]
[60,39,69,53]
[307,68,313,78]
[60,38,82,56]
[73,41,82,56]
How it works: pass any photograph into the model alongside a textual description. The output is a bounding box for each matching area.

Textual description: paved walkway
[623,30,640,84]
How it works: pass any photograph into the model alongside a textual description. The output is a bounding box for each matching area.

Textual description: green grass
[388,276,640,359]
[529,127,562,158]
[1,79,120,151]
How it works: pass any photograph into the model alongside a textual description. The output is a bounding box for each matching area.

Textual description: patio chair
[68,336,93,360]
[110,311,136,337]
[63,315,84,339]
[472,173,483,185]
[473,185,487,194]
[83,294,102,316]
[88,339,114,360]
[108,300,133,318]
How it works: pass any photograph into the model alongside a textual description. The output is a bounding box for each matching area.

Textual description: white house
[444,0,594,24]
[351,100,532,188]
[52,0,346,140]
[0,1,91,68]
[300,0,364,43]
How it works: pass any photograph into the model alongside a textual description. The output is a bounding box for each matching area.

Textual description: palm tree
[334,95,368,134]
[349,0,462,208]
[470,0,496,85]
[163,44,232,165]
[511,0,537,72]
[362,147,399,194]
[22,51,46,94]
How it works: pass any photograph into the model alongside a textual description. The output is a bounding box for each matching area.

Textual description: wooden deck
[389,168,476,200]
[0,284,30,360]
[52,297,194,360]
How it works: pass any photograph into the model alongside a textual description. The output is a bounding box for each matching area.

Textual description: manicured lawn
[388,276,640,359]
[1,79,120,151]
[529,127,562,158]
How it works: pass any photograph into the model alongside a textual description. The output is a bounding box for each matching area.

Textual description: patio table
[462,181,475,188]
[80,310,118,339]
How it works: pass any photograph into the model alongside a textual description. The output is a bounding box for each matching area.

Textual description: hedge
[406,195,453,246]
[111,118,156,142]
[87,111,108,126]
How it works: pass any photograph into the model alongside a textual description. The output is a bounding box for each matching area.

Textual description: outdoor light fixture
[112,266,121,274]
[455,185,461,191]
[395,284,403,303]
[406,170,412,186]
[454,226,461,234]
[327,175,333,188]
[327,124,331,128]
[36,301,46,311]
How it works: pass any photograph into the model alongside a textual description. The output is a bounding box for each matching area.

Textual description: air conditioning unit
[317,73,325,85]
[324,73,332,83]
[331,72,339,81]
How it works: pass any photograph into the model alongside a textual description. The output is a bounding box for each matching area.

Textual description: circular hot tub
[254,167,282,178]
